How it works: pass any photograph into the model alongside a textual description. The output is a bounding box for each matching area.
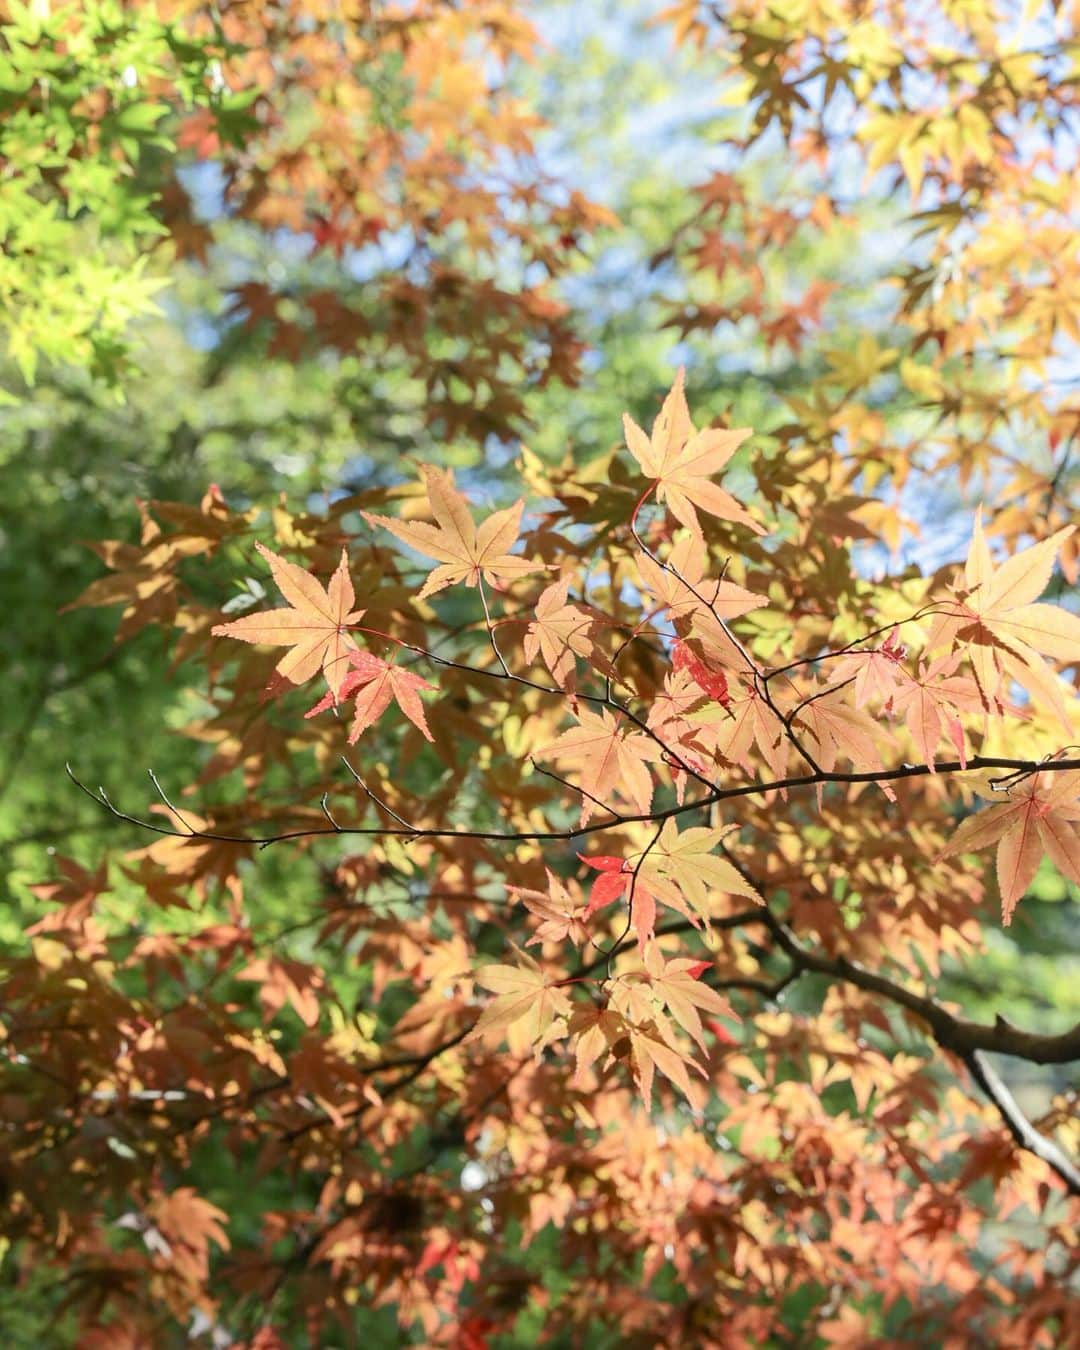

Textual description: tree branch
[761,916,1080,1066]
[66,754,1080,849]
[722,902,1080,1193]
[961,1049,1080,1195]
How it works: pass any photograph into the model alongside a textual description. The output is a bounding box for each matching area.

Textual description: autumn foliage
[5,0,1080,1346]
[22,368,1077,1344]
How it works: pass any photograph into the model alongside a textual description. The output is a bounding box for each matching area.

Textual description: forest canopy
[2,1,1079,1346]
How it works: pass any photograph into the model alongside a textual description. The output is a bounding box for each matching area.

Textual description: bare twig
[67,755,1080,850]
[338,756,418,833]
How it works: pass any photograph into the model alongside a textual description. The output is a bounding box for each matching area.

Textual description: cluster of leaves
[6,370,1076,1344]
[3,0,1079,1345]
[181,0,615,439]
[0,0,251,383]
[657,0,1080,564]
[2,0,614,435]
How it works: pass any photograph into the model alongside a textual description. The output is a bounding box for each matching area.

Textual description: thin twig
[66,755,1080,850]
[338,756,417,832]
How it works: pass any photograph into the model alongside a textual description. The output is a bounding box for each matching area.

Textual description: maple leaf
[636,530,767,631]
[65,496,231,641]
[567,1006,628,1082]
[627,1022,703,1105]
[887,652,982,770]
[466,947,572,1048]
[305,649,436,742]
[647,667,713,744]
[643,819,763,922]
[791,689,885,774]
[575,851,621,897]
[577,852,661,949]
[28,856,109,933]
[941,769,1080,924]
[672,638,732,707]
[695,681,788,780]
[509,870,591,947]
[237,956,324,1027]
[832,629,909,709]
[613,944,738,1051]
[536,708,658,824]
[146,1188,230,1284]
[579,821,762,951]
[362,465,541,599]
[522,577,594,688]
[930,513,1080,721]
[211,542,363,696]
[622,368,764,537]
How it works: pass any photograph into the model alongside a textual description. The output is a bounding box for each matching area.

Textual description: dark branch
[762,917,1080,1066]
[66,755,1080,849]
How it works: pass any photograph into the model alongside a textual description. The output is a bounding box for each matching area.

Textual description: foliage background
[1,0,1078,1343]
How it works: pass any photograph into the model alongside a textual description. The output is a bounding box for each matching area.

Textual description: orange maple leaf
[636,530,767,627]
[362,465,541,599]
[237,956,324,1027]
[567,1006,627,1083]
[146,1188,230,1283]
[941,769,1080,923]
[536,708,658,824]
[509,870,591,947]
[622,369,764,537]
[886,652,983,770]
[832,629,909,709]
[930,513,1080,722]
[791,689,885,774]
[522,577,594,688]
[690,678,789,781]
[627,1022,703,1106]
[211,542,363,696]
[306,650,436,742]
[613,943,738,1052]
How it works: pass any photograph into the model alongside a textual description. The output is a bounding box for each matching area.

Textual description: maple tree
[4,0,1080,1345]
[10,367,1074,1344]
[655,0,1080,568]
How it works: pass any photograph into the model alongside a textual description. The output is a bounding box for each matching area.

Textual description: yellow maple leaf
[211,542,363,696]
[642,818,763,921]
[931,512,1080,722]
[362,465,541,599]
[622,369,763,538]
[466,946,572,1048]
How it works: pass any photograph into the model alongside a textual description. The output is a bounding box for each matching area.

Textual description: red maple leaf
[306,650,436,743]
